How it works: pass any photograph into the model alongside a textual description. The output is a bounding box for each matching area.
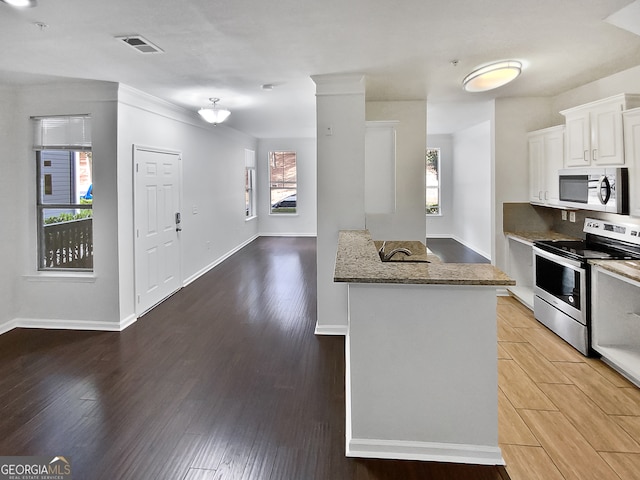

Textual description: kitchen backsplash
[503,202,640,239]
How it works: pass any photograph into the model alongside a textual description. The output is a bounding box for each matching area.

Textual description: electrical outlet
[561,210,567,221]
[569,211,576,223]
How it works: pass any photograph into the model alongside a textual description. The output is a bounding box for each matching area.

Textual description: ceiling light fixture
[198,98,231,125]
[462,60,522,92]
[1,0,37,7]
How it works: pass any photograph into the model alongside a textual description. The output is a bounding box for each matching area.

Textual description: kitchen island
[334,230,514,465]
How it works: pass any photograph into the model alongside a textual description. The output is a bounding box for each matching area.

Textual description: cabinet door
[564,112,591,167]
[591,101,625,166]
[528,135,544,203]
[543,128,564,205]
[624,109,640,217]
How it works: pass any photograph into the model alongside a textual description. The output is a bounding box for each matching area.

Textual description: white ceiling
[1,0,640,138]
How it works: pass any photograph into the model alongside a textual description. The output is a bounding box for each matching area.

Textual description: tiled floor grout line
[498,296,640,480]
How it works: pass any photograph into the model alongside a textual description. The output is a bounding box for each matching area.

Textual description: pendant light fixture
[0,0,37,7]
[462,60,522,92]
[198,98,231,125]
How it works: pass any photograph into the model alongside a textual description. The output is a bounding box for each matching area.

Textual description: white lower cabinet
[591,265,640,386]
[506,235,534,309]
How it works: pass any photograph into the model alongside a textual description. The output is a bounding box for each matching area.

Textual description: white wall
[364,101,427,241]
[313,74,366,335]
[1,80,259,333]
[117,86,258,301]
[257,137,317,236]
[0,86,18,331]
[11,81,122,329]
[551,64,640,119]
[451,121,492,259]
[425,134,454,237]
[493,97,555,271]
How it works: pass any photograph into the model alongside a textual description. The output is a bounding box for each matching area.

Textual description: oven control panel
[584,218,640,245]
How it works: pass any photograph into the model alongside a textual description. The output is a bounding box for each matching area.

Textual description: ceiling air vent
[115,35,164,54]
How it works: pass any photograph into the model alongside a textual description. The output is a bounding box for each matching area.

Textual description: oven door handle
[533,246,585,271]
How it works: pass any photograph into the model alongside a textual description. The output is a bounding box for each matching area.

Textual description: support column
[312,74,366,335]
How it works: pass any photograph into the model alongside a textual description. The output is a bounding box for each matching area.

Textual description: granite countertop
[334,230,514,286]
[505,231,581,243]
[589,259,640,284]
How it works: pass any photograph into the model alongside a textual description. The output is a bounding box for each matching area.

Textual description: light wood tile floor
[498,296,640,480]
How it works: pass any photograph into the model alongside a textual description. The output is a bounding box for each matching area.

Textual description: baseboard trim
[258,232,317,237]
[11,317,131,332]
[183,234,260,287]
[119,314,138,331]
[346,437,504,466]
[314,323,348,336]
[496,288,510,297]
[426,235,491,262]
[0,318,18,336]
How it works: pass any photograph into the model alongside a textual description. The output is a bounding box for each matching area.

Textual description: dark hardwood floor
[426,238,490,264]
[0,237,509,479]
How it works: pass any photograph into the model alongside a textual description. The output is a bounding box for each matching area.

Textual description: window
[245,149,256,218]
[269,151,297,214]
[426,148,441,215]
[33,115,93,271]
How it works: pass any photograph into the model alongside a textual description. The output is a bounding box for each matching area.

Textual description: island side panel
[346,283,503,465]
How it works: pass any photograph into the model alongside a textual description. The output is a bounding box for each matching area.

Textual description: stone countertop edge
[505,230,581,243]
[334,230,515,286]
[589,259,640,284]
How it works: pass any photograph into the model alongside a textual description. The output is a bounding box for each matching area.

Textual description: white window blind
[32,115,92,151]
[245,148,256,168]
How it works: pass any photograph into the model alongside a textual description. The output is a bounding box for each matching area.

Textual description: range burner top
[535,239,637,261]
[534,218,640,262]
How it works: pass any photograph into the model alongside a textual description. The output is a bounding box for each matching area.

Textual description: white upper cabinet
[528,125,564,206]
[623,108,640,217]
[561,94,640,167]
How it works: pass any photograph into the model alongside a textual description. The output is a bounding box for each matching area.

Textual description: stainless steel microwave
[558,167,628,214]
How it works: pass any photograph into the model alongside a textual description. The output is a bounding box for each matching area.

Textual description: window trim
[426,147,442,216]
[245,165,257,220]
[36,150,93,272]
[268,151,297,215]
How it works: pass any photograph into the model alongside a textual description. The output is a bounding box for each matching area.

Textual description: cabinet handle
[593,149,597,161]
[545,191,549,200]
[584,150,589,162]
[539,191,543,201]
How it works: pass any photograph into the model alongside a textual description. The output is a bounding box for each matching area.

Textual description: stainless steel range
[533,218,640,356]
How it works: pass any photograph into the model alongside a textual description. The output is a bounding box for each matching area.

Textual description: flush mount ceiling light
[1,0,37,7]
[198,98,231,125]
[462,60,522,92]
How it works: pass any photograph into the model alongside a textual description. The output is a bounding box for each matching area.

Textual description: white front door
[134,146,182,316]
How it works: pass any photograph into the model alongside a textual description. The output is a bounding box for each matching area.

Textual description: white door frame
[133,144,183,316]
